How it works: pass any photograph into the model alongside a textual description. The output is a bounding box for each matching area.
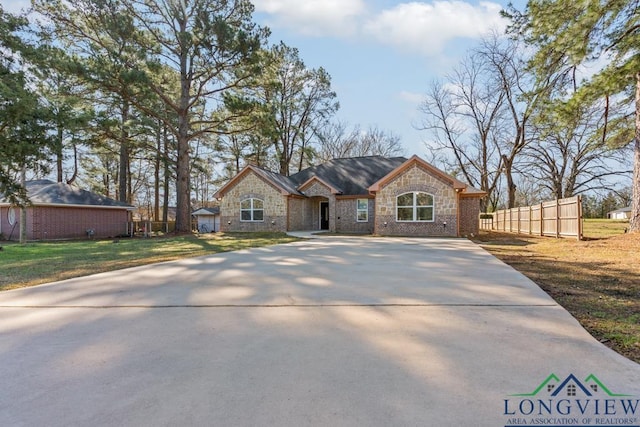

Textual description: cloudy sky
[250,0,523,155]
[4,0,525,156]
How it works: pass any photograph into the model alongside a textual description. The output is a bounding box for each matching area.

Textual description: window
[356,199,368,222]
[240,198,264,222]
[566,384,576,397]
[7,208,16,226]
[396,192,434,222]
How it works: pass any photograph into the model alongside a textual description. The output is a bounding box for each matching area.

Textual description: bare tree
[525,97,633,198]
[419,54,505,211]
[317,122,405,162]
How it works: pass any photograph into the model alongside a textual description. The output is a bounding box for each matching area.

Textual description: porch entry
[320,201,329,230]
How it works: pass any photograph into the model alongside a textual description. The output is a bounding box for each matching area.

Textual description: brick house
[215,155,485,237]
[0,180,135,241]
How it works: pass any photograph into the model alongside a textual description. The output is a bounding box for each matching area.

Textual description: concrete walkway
[1,237,638,426]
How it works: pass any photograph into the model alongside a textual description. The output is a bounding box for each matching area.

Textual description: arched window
[396,192,434,222]
[240,198,264,222]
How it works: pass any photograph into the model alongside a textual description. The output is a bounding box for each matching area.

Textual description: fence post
[556,199,560,238]
[577,195,583,241]
[517,207,521,234]
[529,205,532,235]
[540,203,544,237]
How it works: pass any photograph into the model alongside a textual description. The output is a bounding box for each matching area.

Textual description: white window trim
[356,199,368,222]
[240,198,264,222]
[396,192,435,222]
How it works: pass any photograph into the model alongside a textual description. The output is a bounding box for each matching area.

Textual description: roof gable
[297,176,343,195]
[214,165,302,198]
[368,155,474,193]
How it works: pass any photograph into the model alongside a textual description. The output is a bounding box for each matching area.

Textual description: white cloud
[252,0,366,37]
[363,1,507,55]
[398,90,426,107]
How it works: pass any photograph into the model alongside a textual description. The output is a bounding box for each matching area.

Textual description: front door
[320,201,329,230]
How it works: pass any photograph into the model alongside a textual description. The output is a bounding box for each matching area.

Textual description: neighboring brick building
[215,155,486,237]
[0,180,134,241]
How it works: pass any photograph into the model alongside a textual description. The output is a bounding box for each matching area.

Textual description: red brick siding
[0,206,130,240]
[335,198,375,234]
[458,197,481,236]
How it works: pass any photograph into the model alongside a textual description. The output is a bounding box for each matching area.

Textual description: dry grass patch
[473,225,640,364]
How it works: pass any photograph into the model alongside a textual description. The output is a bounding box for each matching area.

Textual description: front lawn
[473,219,640,363]
[0,232,298,291]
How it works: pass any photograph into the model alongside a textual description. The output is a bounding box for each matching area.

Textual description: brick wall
[288,197,315,231]
[373,164,458,237]
[459,196,481,237]
[300,180,335,232]
[0,206,20,240]
[219,171,288,232]
[335,198,375,234]
[0,206,130,241]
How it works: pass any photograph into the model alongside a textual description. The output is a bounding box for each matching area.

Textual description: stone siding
[219,171,287,232]
[374,164,458,237]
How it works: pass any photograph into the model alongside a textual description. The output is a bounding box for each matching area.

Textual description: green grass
[582,218,630,239]
[0,232,299,291]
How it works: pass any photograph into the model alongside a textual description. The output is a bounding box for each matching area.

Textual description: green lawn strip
[583,218,629,239]
[0,232,298,291]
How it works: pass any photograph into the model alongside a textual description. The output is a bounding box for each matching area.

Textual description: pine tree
[505,0,640,231]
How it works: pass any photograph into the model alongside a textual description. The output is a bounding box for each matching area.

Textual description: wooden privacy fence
[479,196,583,240]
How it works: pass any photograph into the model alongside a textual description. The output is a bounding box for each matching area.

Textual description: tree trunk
[629,71,640,232]
[66,143,78,185]
[154,119,161,221]
[19,166,27,244]
[56,126,63,182]
[162,124,170,224]
[175,37,192,233]
[118,101,130,204]
[502,155,517,208]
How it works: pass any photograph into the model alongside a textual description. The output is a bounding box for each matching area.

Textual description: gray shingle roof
[289,156,408,195]
[8,180,134,208]
[252,167,304,196]
[193,207,220,215]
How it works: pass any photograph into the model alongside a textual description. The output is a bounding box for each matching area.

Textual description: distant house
[607,206,631,220]
[192,207,220,233]
[0,180,135,241]
[214,155,486,237]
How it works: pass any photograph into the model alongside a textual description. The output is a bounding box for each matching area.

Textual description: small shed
[607,206,631,220]
[192,207,220,233]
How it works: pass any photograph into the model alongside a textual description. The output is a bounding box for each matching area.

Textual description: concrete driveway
[1,237,639,426]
